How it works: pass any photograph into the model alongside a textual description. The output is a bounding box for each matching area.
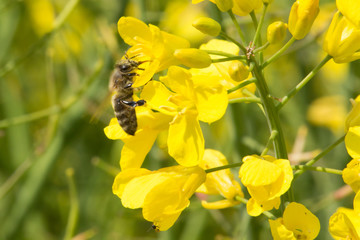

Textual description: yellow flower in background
[232,0,262,16]
[345,95,360,131]
[345,126,360,159]
[329,191,360,239]
[160,0,209,44]
[104,107,172,170]
[306,96,347,133]
[342,159,360,193]
[239,155,293,216]
[269,202,320,240]
[288,0,319,40]
[336,0,360,28]
[141,66,228,167]
[196,149,243,209]
[192,0,262,16]
[323,11,360,63]
[112,165,206,231]
[25,0,55,36]
[117,16,190,87]
[191,39,256,99]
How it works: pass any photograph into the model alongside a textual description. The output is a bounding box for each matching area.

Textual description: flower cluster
[103,0,360,237]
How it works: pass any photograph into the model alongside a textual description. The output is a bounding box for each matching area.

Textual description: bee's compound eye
[119,63,132,72]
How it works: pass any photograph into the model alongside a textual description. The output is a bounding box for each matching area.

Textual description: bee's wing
[89,91,114,124]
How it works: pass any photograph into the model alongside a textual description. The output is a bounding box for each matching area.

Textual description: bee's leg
[122,100,146,107]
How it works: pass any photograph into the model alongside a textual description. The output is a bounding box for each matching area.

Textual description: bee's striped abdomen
[112,93,137,135]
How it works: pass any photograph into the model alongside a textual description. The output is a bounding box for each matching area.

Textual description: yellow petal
[104,118,129,140]
[342,158,360,193]
[168,113,204,167]
[121,173,168,209]
[345,126,360,158]
[141,80,178,115]
[329,207,360,239]
[120,129,158,169]
[246,197,280,216]
[112,168,151,199]
[283,202,320,240]
[201,199,241,209]
[336,0,360,27]
[117,16,152,46]
[194,75,228,123]
[240,155,281,187]
[269,218,296,240]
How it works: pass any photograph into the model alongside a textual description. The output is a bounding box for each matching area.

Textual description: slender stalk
[277,54,332,110]
[220,31,247,54]
[262,37,296,68]
[294,135,345,179]
[254,42,270,54]
[64,169,79,240]
[261,130,279,156]
[292,165,343,175]
[205,162,243,174]
[228,97,262,104]
[251,4,268,48]
[227,10,246,44]
[211,56,247,63]
[91,157,120,177]
[227,78,257,94]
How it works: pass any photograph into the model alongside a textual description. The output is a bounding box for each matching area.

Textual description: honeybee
[109,55,146,135]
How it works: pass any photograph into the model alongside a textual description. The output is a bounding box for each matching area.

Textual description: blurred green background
[0,0,359,239]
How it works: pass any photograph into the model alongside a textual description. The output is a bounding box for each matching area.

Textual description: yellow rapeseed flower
[269,202,320,240]
[192,0,262,16]
[112,165,206,231]
[239,155,293,216]
[323,11,360,63]
[117,16,190,87]
[336,0,360,28]
[345,126,360,159]
[342,159,360,193]
[329,191,360,239]
[196,149,243,209]
[141,66,228,166]
[288,0,319,40]
[345,95,360,131]
[104,107,172,169]
[190,39,256,99]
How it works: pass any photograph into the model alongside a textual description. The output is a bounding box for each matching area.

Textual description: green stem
[205,162,243,174]
[261,130,278,156]
[211,56,247,63]
[64,169,79,240]
[91,157,120,177]
[262,37,296,68]
[277,54,332,110]
[251,4,268,49]
[228,97,262,104]
[254,42,270,54]
[0,0,80,78]
[251,58,288,159]
[234,196,276,220]
[0,60,103,129]
[227,10,246,45]
[220,31,247,54]
[294,135,345,179]
[227,78,257,94]
[204,50,238,58]
[292,165,343,175]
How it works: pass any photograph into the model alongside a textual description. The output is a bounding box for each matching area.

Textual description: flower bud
[228,62,249,82]
[214,0,233,12]
[174,48,211,68]
[267,21,287,44]
[192,17,221,36]
[288,0,319,40]
[233,0,262,16]
[323,12,360,63]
